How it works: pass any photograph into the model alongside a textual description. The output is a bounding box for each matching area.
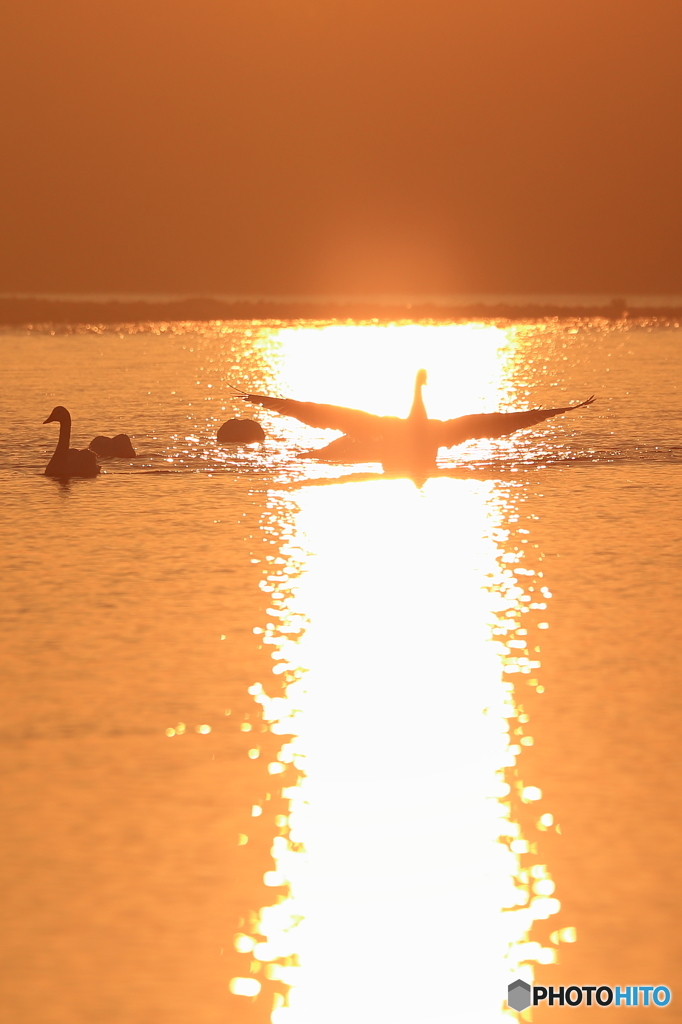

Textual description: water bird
[89,434,137,457]
[44,406,101,478]
[217,418,265,443]
[236,370,595,475]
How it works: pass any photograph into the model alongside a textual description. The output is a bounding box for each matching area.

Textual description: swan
[237,369,595,474]
[44,406,101,478]
[216,418,265,443]
[89,434,137,457]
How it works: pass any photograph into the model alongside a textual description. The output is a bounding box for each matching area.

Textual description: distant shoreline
[1,295,681,326]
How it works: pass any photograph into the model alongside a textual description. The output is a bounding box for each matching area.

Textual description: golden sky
[1,0,681,295]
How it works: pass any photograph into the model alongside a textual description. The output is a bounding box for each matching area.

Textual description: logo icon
[508,979,532,1012]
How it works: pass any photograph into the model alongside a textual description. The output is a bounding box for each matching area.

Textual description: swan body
[89,434,136,457]
[44,406,100,478]
[216,418,265,443]
[238,369,595,475]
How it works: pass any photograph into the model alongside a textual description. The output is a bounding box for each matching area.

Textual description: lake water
[1,318,681,1023]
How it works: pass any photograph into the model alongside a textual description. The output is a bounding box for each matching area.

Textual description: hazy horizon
[4,292,682,307]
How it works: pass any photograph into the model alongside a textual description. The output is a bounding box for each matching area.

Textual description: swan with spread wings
[237,369,595,475]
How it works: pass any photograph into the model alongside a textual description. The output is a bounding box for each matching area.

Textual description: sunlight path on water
[274,321,509,420]
[245,475,561,1023]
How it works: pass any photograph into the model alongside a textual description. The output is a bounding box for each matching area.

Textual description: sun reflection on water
[254,322,520,468]
[234,480,565,1022]
[273,322,511,419]
[229,324,572,1022]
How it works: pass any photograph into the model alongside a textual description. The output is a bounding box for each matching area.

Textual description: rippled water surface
[1,319,681,1023]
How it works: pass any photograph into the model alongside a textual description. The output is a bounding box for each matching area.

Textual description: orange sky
[1,0,681,296]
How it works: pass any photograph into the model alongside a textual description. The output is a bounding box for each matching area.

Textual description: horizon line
[3,291,682,308]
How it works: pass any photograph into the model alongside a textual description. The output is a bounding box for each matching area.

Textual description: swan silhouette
[44,406,101,478]
[89,434,137,457]
[237,369,595,475]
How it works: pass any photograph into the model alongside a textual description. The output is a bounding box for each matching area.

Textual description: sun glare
[254,322,513,449]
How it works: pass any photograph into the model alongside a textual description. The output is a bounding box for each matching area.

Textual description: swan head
[44,406,71,425]
[416,369,428,388]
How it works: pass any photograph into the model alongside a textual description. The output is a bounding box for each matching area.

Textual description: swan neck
[410,379,427,421]
[55,414,71,453]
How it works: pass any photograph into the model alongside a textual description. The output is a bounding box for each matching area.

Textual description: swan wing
[433,396,595,448]
[239,392,400,436]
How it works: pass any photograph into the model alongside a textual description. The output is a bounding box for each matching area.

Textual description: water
[0,319,680,1023]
